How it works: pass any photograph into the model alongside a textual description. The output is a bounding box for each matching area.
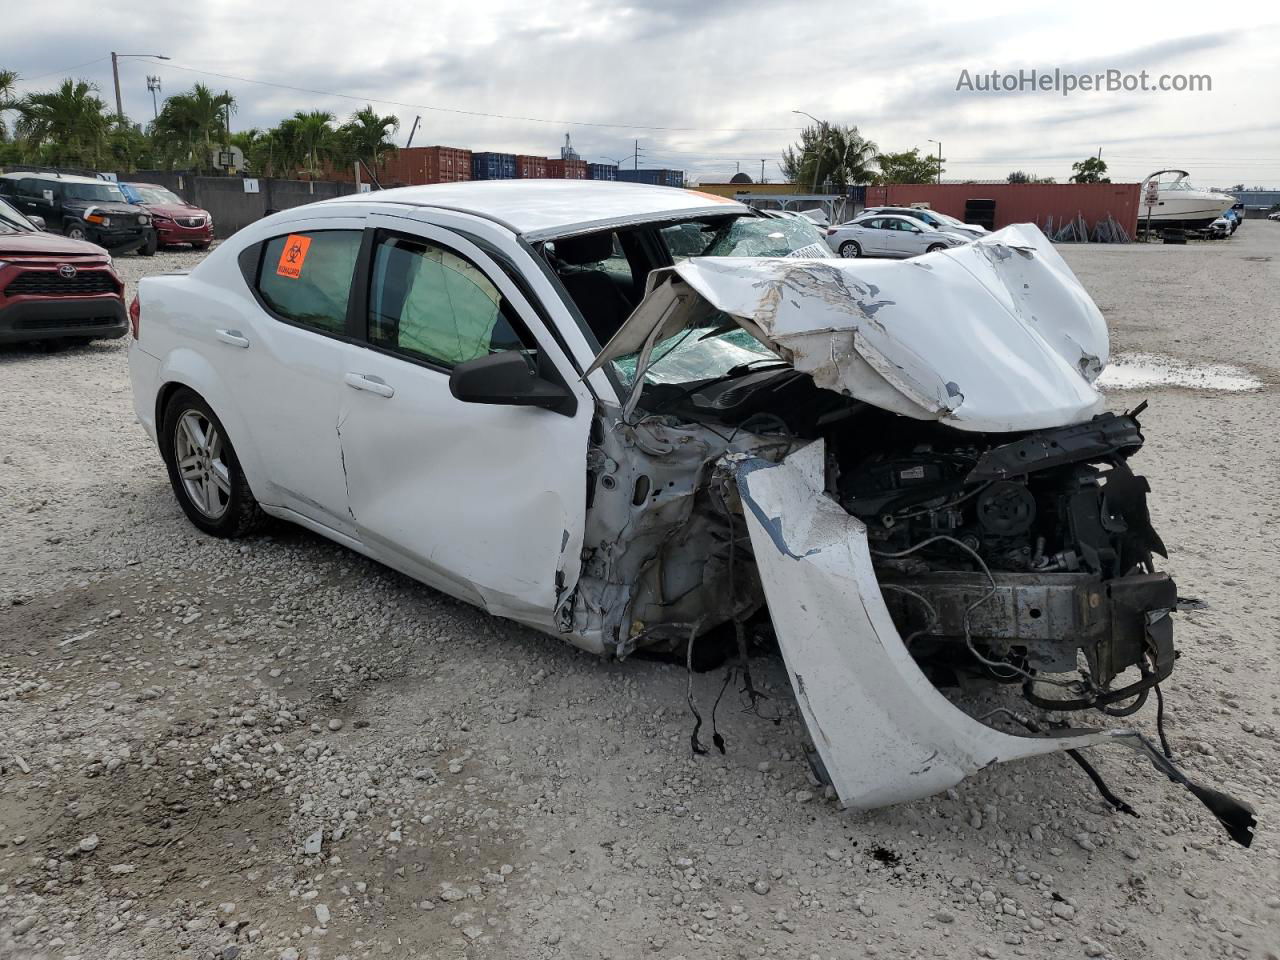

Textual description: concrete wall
[863,182,1142,236]
[128,173,357,238]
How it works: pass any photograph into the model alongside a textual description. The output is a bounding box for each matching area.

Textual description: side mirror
[449,350,577,416]
[27,215,46,230]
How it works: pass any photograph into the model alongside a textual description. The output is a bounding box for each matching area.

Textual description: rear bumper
[0,296,128,343]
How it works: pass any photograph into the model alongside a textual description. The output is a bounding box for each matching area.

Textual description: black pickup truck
[0,172,157,255]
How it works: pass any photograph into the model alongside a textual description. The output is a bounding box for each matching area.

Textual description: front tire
[926,243,946,253]
[64,222,87,242]
[140,232,158,256]
[160,389,264,538]
[839,240,862,258]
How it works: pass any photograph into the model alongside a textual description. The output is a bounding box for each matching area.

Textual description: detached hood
[591,224,1109,432]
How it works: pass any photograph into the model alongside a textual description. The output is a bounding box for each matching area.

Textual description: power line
[15,56,111,82]
[145,59,804,134]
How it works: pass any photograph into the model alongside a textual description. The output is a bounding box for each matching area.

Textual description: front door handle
[215,328,250,348]
[344,373,395,398]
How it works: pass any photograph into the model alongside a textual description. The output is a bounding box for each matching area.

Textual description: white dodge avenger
[127,180,1252,839]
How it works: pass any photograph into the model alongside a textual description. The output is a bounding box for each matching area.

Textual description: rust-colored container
[862,182,1142,237]
[515,155,548,179]
[546,158,587,179]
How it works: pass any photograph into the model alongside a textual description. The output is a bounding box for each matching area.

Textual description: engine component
[976,481,1036,536]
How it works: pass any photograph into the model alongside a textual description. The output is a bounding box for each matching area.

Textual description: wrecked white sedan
[128,181,1252,842]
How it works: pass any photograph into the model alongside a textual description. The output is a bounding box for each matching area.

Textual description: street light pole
[110,52,170,125]
[927,138,942,184]
[792,109,827,194]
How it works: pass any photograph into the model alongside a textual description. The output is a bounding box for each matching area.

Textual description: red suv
[0,198,126,345]
[119,182,213,249]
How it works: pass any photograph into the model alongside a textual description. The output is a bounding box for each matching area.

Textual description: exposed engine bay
[573,227,1255,843]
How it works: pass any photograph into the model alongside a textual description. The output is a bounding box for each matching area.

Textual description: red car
[119,182,213,249]
[0,197,126,345]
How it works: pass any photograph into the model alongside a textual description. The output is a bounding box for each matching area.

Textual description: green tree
[341,105,399,176]
[1069,156,1110,183]
[153,83,236,173]
[290,110,339,179]
[14,78,112,167]
[874,148,943,184]
[781,124,878,190]
[1008,170,1055,184]
[0,68,18,140]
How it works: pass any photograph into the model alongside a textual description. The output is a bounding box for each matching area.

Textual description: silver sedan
[826,214,971,258]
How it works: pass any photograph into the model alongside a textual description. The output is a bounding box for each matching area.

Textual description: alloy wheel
[174,409,231,519]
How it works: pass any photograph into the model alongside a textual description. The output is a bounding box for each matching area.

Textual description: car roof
[323,179,749,241]
[0,171,114,185]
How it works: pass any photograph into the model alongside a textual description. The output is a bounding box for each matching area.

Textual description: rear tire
[160,388,264,538]
[839,240,862,258]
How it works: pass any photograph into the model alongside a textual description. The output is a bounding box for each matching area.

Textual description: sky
[5,0,1279,187]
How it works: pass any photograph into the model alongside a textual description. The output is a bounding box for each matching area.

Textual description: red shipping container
[515,155,548,179]
[547,157,587,180]
[862,182,1141,237]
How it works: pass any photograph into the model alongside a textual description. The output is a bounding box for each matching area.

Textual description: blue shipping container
[471,152,517,180]
[587,163,618,181]
[616,168,685,188]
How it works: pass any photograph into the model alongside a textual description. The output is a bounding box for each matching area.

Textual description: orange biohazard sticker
[276,234,311,278]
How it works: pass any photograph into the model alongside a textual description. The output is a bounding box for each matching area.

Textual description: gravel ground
[2,226,1279,960]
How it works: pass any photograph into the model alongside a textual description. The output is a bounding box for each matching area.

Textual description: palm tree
[15,78,112,166]
[291,110,338,179]
[781,124,879,190]
[153,83,236,173]
[0,68,18,140]
[341,105,398,177]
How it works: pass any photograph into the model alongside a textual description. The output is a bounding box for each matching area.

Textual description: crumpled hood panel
[595,224,1110,432]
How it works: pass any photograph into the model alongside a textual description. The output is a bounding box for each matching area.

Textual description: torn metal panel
[732,439,1117,809]
[589,225,1110,432]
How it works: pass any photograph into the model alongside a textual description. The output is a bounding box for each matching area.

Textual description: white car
[826,214,970,258]
[127,180,1251,833]
[859,206,989,239]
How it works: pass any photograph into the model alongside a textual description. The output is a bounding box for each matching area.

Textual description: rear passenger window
[368,234,533,368]
[257,230,362,335]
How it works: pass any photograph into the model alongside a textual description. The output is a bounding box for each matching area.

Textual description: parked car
[1209,215,1233,238]
[126,180,1248,832]
[826,214,970,258]
[859,206,989,239]
[118,182,213,249]
[0,172,156,255]
[0,196,127,345]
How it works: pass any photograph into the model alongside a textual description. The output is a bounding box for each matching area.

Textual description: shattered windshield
[612,321,777,389]
[659,214,831,261]
[0,198,36,233]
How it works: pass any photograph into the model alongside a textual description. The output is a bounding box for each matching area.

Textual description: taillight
[129,295,141,339]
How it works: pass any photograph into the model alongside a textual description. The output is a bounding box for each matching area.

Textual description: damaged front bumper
[730,440,1254,845]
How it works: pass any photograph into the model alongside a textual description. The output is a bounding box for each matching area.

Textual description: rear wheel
[160,389,264,537]
[839,240,862,258]
[63,222,87,242]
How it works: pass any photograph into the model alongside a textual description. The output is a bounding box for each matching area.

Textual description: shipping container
[515,155,548,179]
[368,146,472,186]
[546,157,587,179]
[586,162,618,182]
[862,183,1142,237]
[471,152,517,180]
[616,168,685,188]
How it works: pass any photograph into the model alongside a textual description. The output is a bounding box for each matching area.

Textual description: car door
[859,218,891,254]
[17,178,59,229]
[887,218,924,257]
[226,217,367,537]
[334,213,594,629]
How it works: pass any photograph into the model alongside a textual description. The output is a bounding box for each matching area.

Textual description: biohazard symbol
[276,234,312,279]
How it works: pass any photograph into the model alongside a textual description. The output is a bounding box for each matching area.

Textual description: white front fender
[733,440,1115,809]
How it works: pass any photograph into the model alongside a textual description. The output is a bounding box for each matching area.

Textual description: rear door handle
[344,373,395,398]
[215,328,250,348]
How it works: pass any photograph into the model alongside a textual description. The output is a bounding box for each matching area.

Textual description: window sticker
[276,234,312,279]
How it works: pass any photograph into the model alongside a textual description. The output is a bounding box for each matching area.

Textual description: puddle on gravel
[1098,354,1262,392]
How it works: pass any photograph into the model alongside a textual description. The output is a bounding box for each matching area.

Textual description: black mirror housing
[449,350,577,417]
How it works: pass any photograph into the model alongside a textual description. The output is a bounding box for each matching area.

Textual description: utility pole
[146,75,161,119]
[633,139,639,170]
[928,138,943,184]
[110,52,170,125]
[760,159,766,183]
